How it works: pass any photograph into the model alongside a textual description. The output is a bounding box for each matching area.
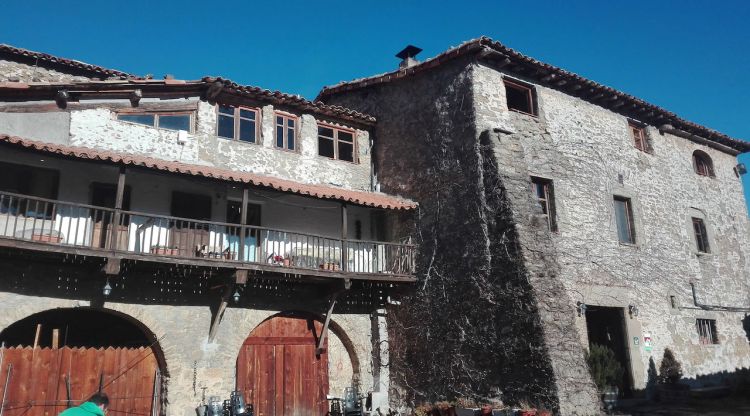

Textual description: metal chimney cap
[396,45,423,60]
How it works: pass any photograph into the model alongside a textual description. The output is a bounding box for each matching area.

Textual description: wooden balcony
[0,191,416,283]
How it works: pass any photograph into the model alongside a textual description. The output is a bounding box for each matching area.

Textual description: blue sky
[2,0,749,211]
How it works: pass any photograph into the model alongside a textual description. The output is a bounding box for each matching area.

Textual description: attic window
[504,79,537,116]
[693,150,715,177]
[117,112,193,132]
[629,121,649,153]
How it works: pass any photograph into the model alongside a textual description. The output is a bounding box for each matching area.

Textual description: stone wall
[470,63,750,387]
[0,60,95,82]
[0,286,376,416]
[325,58,570,412]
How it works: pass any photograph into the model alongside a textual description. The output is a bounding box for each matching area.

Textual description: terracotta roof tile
[0,44,134,79]
[203,77,376,124]
[0,134,416,211]
[318,37,749,153]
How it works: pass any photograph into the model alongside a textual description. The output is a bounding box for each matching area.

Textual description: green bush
[586,344,624,391]
[658,348,682,384]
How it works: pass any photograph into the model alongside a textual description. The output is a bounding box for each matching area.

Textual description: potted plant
[151,245,179,256]
[586,343,624,411]
[657,348,689,401]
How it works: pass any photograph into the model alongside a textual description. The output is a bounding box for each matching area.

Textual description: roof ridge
[0,43,135,79]
[317,36,748,153]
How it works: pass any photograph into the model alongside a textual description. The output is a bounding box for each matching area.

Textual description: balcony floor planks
[0,236,417,284]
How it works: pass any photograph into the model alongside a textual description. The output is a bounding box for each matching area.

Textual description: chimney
[396,45,423,69]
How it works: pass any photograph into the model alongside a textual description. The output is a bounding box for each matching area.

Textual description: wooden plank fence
[0,346,159,416]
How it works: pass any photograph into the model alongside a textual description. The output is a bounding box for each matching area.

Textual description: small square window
[629,122,649,153]
[531,177,556,231]
[696,319,719,345]
[692,217,710,253]
[504,79,537,116]
[614,196,636,244]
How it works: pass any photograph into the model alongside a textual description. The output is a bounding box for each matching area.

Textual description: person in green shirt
[60,393,109,416]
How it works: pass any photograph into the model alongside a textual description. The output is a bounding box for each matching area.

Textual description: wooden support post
[110,166,127,251]
[52,329,59,349]
[238,185,249,263]
[235,269,248,285]
[341,203,348,272]
[208,284,233,342]
[33,324,41,349]
[102,257,121,276]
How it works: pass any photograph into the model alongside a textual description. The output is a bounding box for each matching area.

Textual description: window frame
[696,318,719,345]
[216,104,261,144]
[116,111,195,133]
[693,150,715,178]
[629,121,649,153]
[274,111,299,152]
[613,196,636,245]
[692,217,711,253]
[317,123,358,163]
[503,78,538,117]
[531,177,557,232]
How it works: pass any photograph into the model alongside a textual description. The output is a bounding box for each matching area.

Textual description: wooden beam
[109,166,126,251]
[33,324,42,348]
[52,329,59,349]
[208,284,233,342]
[102,257,121,275]
[206,81,224,103]
[235,269,248,284]
[55,90,69,108]
[129,89,142,107]
[238,185,249,264]
[315,291,339,355]
[341,204,348,272]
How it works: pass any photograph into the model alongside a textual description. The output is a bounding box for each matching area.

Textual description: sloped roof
[318,37,749,153]
[0,134,416,210]
[0,44,134,79]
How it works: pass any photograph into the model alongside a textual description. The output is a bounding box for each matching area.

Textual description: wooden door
[90,183,131,250]
[237,316,328,416]
[0,346,159,416]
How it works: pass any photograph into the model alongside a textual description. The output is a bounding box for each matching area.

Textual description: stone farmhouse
[319,38,750,414]
[0,37,748,416]
[0,44,416,416]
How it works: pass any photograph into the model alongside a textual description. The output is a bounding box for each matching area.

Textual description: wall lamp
[628,304,639,318]
[103,279,113,297]
[232,289,241,303]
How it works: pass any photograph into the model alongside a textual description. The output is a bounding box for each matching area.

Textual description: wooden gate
[0,346,160,416]
[236,316,328,416]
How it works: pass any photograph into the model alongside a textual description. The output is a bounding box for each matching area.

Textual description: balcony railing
[0,191,415,277]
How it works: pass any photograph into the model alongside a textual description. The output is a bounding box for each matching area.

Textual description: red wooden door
[237,316,328,416]
[0,346,159,416]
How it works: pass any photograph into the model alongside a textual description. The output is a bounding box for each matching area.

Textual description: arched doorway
[237,313,329,416]
[0,308,165,416]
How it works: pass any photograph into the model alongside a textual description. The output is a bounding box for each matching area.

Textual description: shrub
[658,348,682,384]
[586,344,624,391]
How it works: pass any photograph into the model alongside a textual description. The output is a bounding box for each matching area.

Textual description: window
[696,319,719,345]
[217,105,259,143]
[614,196,636,244]
[692,217,710,253]
[531,177,557,231]
[504,79,536,116]
[693,150,715,177]
[275,113,297,151]
[0,162,59,219]
[117,112,193,132]
[629,122,649,152]
[318,125,356,162]
[170,192,211,222]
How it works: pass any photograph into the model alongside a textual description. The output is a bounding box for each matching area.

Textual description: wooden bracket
[208,283,233,342]
[206,81,224,103]
[315,291,339,355]
[235,269,248,284]
[102,256,121,276]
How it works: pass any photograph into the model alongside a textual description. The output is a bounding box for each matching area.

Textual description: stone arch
[239,310,361,388]
[0,306,168,376]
